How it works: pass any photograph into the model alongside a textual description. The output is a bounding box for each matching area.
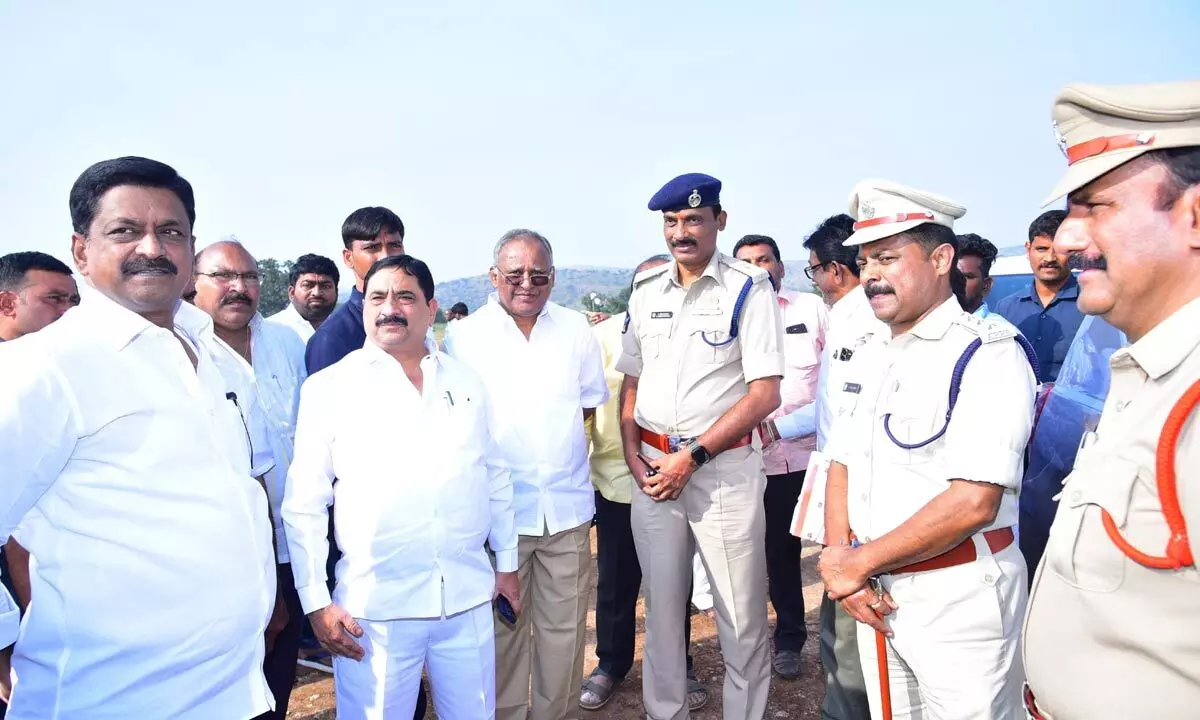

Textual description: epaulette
[722,254,772,285]
[954,312,1019,344]
[632,262,671,288]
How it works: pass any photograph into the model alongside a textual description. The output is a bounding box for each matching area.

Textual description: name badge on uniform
[651,311,673,319]
[843,382,862,394]
[785,323,808,335]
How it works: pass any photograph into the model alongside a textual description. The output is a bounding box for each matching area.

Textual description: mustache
[863,282,894,298]
[221,292,253,306]
[122,256,178,277]
[375,314,408,327]
[670,238,697,247]
[1067,253,1107,272]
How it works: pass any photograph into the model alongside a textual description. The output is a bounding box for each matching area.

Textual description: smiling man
[285,254,517,720]
[1022,80,1200,720]
[0,156,276,719]
[443,229,608,720]
[817,179,1037,720]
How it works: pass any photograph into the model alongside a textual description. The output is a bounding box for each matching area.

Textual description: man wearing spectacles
[618,173,784,720]
[443,229,609,720]
[192,238,310,720]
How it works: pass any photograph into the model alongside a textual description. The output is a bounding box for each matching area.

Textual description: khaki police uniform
[1022,81,1200,720]
[616,250,784,720]
[828,181,1039,720]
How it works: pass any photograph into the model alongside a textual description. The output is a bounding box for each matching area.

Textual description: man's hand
[0,645,11,703]
[624,452,656,491]
[839,586,898,637]
[586,311,611,326]
[818,543,872,600]
[642,450,696,502]
[494,570,521,614]
[265,589,290,654]
[309,603,365,661]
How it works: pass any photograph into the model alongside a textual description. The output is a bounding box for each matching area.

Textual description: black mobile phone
[495,594,518,626]
[635,452,659,476]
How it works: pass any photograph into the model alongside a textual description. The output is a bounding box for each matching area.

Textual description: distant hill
[339,262,819,311]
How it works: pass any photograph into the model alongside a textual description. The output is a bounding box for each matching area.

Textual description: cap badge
[687,189,702,208]
[1053,122,1068,158]
[859,200,875,219]
[1135,131,1155,145]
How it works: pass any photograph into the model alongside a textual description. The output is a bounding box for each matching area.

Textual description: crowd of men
[0,78,1196,720]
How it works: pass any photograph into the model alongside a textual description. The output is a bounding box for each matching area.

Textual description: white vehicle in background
[986,254,1035,308]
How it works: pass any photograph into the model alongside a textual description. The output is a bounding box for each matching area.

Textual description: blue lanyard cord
[883,334,1040,450]
[701,277,754,348]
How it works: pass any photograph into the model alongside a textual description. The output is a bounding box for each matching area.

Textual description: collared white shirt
[209,313,308,563]
[266,302,317,345]
[284,340,518,620]
[774,285,889,450]
[444,296,609,536]
[0,286,275,720]
[826,296,1037,540]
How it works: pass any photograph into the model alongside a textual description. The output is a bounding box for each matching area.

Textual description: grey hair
[493,228,554,266]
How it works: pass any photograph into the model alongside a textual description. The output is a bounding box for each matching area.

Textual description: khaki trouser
[495,520,592,720]
[632,444,771,720]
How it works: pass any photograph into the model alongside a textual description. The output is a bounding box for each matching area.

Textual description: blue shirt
[305,287,365,376]
[993,276,1085,383]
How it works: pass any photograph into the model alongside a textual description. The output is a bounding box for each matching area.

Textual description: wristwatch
[689,441,712,468]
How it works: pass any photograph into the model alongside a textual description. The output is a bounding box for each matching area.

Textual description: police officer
[1022,80,1200,720]
[617,173,783,720]
[816,180,1038,719]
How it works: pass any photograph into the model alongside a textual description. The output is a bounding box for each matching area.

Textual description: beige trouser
[632,444,771,720]
[495,520,592,720]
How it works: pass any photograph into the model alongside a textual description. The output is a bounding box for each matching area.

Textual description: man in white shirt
[760,214,881,720]
[284,254,518,720]
[265,253,341,344]
[733,234,827,680]
[0,156,277,720]
[193,239,309,720]
[443,229,609,720]
[818,181,1036,719]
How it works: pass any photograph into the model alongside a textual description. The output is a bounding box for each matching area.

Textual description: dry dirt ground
[286,531,827,720]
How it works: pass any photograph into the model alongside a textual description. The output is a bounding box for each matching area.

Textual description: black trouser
[257,563,305,720]
[764,470,808,653]
[593,492,693,680]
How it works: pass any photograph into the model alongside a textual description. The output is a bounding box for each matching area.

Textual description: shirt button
[1071,491,1082,502]
[984,574,995,584]
[861,493,869,502]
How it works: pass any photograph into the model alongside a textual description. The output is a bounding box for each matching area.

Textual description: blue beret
[647,173,722,212]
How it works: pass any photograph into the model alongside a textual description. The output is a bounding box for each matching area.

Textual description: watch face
[690,444,711,466]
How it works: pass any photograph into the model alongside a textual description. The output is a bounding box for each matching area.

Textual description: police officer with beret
[616,173,784,720]
[1023,80,1200,720]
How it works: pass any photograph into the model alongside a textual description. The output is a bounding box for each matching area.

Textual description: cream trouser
[632,444,771,720]
[494,520,592,720]
[855,538,1028,720]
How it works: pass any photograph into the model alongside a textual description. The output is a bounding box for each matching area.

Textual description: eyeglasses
[497,269,553,287]
[198,271,261,286]
[803,261,828,280]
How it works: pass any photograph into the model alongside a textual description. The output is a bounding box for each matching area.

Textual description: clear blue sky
[2,1,1197,286]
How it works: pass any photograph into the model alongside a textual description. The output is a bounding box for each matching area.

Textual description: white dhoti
[334,601,496,720]
[855,538,1027,720]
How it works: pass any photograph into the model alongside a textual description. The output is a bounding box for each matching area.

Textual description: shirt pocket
[687,315,741,365]
[876,389,943,466]
[1045,452,1137,593]
[783,330,820,370]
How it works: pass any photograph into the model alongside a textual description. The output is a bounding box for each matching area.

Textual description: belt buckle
[667,435,686,453]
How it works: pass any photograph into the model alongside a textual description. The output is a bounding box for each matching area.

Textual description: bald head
[193,239,261,333]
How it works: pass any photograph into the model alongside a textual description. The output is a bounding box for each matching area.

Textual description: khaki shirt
[615,252,784,438]
[1023,296,1200,720]
[589,313,635,504]
[826,296,1037,540]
